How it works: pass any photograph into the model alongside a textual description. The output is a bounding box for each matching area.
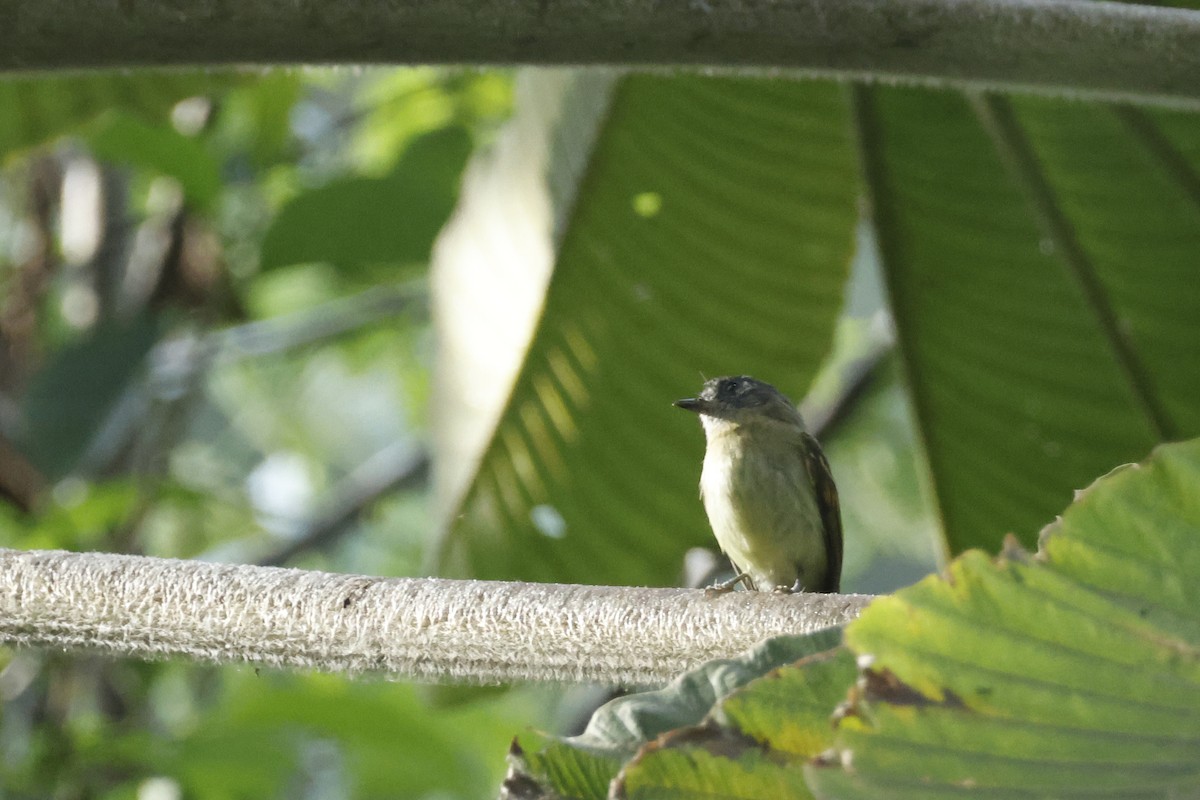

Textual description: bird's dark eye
[720,379,738,396]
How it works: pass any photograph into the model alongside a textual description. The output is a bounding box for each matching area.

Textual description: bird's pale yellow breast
[699,419,827,590]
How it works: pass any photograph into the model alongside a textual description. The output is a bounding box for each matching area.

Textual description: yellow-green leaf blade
[808,438,1200,798]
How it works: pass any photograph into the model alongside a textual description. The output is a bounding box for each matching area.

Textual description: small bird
[675,376,842,593]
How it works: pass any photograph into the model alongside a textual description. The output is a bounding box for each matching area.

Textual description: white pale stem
[0,548,871,686]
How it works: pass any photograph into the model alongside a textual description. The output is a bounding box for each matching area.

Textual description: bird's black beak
[674,397,703,413]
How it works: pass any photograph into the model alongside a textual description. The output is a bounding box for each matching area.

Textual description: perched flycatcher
[675,376,843,593]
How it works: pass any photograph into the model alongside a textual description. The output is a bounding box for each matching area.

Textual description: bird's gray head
[674,375,804,430]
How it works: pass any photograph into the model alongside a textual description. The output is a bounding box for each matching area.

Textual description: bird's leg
[773,578,805,594]
[704,572,751,597]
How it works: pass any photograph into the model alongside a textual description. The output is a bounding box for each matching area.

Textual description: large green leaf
[513,438,1200,799]
[431,72,860,586]
[857,86,1200,556]
[806,437,1200,798]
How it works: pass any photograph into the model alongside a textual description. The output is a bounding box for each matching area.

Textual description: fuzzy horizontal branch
[0,548,871,685]
[2,0,1200,108]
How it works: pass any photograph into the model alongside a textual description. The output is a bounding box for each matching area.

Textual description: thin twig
[804,332,894,442]
[210,283,427,362]
[256,445,430,567]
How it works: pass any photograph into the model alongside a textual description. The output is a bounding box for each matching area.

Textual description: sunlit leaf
[806,437,1200,798]
[621,734,813,800]
[432,71,860,586]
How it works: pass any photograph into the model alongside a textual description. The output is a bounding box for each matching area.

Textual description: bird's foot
[772,579,805,594]
[704,572,751,597]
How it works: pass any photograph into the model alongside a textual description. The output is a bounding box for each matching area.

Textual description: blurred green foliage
[0,68,542,799]
[259,125,473,278]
